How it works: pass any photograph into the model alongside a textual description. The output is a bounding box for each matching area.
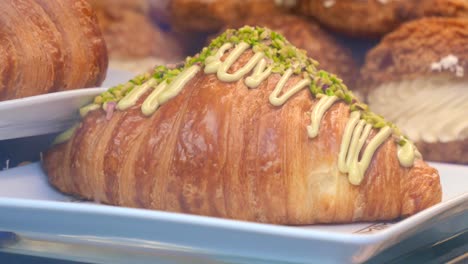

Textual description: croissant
[43,27,442,225]
[0,0,108,101]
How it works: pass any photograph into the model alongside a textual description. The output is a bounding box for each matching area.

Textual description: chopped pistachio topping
[92,26,405,141]
[94,73,151,104]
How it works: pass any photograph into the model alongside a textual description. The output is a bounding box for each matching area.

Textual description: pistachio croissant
[43,27,441,224]
[0,0,107,101]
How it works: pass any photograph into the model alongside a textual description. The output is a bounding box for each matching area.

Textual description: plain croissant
[43,27,441,225]
[0,0,108,101]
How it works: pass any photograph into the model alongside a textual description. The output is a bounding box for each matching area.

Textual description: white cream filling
[368,77,468,143]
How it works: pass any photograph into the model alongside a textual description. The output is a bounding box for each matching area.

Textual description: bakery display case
[0,0,467,263]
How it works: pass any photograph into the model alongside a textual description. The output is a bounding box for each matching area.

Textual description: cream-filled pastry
[361,18,468,164]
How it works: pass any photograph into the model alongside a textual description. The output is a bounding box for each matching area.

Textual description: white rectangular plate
[0,162,466,263]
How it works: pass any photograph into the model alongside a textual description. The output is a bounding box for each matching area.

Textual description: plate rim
[0,87,107,111]
[0,188,466,244]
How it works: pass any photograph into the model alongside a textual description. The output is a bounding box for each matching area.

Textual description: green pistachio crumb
[398,139,407,146]
[94,96,103,104]
[90,26,407,141]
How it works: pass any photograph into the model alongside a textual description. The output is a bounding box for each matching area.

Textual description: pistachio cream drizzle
[307,95,339,138]
[338,111,392,185]
[53,123,80,145]
[57,26,419,185]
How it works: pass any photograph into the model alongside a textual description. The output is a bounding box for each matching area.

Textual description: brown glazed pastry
[293,0,468,38]
[226,14,358,88]
[401,0,468,19]
[361,18,468,164]
[156,0,284,32]
[0,0,108,101]
[294,0,406,38]
[43,27,441,224]
[88,0,184,72]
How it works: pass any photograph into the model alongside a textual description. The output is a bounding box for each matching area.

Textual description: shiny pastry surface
[0,0,108,101]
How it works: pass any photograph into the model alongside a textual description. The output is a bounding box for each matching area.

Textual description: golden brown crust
[0,0,108,101]
[167,0,284,32]
[401,159,442,216]
[225,14,358,88]
[296,0,406,38]
[54,0,108,89]
[0,0,63,99]
[360,18,468,92]
[44,49,441,224]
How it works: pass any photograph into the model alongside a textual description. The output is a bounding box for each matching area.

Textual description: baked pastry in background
[361,18,468,164]
[88,0,185,73]
[225,14,358,88]
[151,0,285,32]
[44,27,441,224]
[0,0,108,101]
[293,0,468,38]
[89,0,149,13]
[293,0,405,38]
[401,0,468,19]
